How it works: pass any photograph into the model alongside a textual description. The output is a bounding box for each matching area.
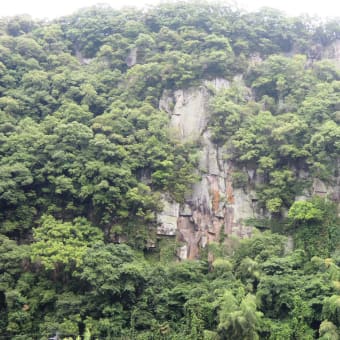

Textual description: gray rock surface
[313,178,328,195]
[177,244,188,260]
[158,81,258,258]
[157,196,179,236]
[157,70,340,259]
[204,78,230,91]
[169,87,209,142]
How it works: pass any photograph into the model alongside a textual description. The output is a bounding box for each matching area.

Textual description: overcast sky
[0,0,339,19]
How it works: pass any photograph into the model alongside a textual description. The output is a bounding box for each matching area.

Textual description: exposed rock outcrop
[157,79,256,260]
[157,196,179,236]
[163,87,210,142]
[204,78,230,91]
[158,78,340,260]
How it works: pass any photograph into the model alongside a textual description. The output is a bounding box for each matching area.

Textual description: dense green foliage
[1,229,340,339]
[210,54,340,213]
[0,1,339,338]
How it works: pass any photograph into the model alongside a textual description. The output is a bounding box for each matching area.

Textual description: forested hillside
[0,2,339,339]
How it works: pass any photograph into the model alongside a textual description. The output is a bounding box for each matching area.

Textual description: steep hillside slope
[0,3,339,338]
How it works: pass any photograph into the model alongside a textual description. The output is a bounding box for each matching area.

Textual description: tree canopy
[0,2,339,338]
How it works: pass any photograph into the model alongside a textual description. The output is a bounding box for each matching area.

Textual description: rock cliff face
[158,79,258,260]
[157,76,340,260]
[106,46,340,258]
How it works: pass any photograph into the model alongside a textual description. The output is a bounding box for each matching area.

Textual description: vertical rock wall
[157,77,340,260]
[157,79,256,260]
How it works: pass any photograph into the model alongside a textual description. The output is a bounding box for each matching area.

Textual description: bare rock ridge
[158,78,256,260]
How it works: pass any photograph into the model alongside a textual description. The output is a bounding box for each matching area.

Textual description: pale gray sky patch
[0,0,339,19]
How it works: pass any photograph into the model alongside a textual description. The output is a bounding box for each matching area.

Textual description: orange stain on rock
[212,187,220,212]
[226,180,234,204]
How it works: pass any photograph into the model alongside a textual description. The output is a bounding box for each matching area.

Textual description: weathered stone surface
[169,87,209,142]
[159,90,174,114]
[313,178,328,195]
[179,204,192,216]
[157,222,177,236]
[158,83,259,259]
[162,197,180,217]
[217,146,227,170]
[310,158,340,205]
[177,244,188,260]
[298,169,310,180]
[208,175,221,213]
[157,78,340,260]
[231,224,253,238]
[157,196,179,236]
[233,188,255,222]
[204,78,230,91]
[202,131,220,175]
[191,176,212,214]
[146,239,156,248]
[177,217,202,259]
[247,169,256,181]
[200,234,208,248]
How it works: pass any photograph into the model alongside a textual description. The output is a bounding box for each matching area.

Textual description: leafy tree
[30,215,103,271]
[288,200,324,222]
[217,292,262,340]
